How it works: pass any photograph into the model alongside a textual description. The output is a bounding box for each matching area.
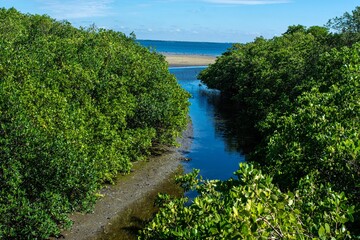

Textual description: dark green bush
[264,44,360,197]
[198,8,359,237]
[140,164,354,239]
[0,7,189,239]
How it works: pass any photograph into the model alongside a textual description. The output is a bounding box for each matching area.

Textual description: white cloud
[203,0,290,4]
[39,0,114,19]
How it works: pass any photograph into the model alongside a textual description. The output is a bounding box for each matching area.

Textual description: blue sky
[1,1,359,42]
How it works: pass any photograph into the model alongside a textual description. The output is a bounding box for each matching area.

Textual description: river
[96,66,247,239]
[170,66,245,180]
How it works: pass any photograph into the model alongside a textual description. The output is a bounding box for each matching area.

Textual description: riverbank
[164,54,216,67]
[59,123,193,240]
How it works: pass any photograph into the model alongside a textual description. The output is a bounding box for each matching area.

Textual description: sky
[1,0,359,43]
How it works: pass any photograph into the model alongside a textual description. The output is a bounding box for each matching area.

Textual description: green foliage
[200,25,331,121]
[326,6,360,46]
[140,164,354,239]
[264,44,360,197]
[326,6,360,33]
[0,7,189,239]
[198,7,360,237]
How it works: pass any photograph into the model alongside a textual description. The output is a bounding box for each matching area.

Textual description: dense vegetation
[0,8,189,239]
[141,7,360,239]
[140,165,353,239]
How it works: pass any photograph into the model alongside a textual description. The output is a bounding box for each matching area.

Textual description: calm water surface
[138,40,233,56]
[170,66,245,181]
[96,66,247,239]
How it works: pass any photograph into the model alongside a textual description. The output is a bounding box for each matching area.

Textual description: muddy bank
[59,123,193,240]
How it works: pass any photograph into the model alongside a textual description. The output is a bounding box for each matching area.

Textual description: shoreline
[56,53,203,238]
[58,123,193,240]
[164,53,216,67]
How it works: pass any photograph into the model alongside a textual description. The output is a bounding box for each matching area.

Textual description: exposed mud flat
[59,123,193,240]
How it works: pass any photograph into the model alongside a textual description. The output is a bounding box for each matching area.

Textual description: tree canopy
[326,6,360,46]
[0,8,189,239]
[141,7,360,239]
[327,6,360,33]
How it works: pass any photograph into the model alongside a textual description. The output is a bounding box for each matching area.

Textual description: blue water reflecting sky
[170,67,245,181]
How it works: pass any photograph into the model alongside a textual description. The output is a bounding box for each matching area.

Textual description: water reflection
[170,66,254,181]
[207,94,260,156]
[96,66,258,240]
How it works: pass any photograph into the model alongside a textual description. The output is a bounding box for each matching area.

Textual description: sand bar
[164,54,216,67]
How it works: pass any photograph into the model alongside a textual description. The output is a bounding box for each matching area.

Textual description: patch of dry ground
[164,54,216,67]
[58,124,193,240]
[57,54,203,239]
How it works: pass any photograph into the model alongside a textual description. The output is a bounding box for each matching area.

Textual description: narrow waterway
[170,66,245,181]
[95,66,247,239]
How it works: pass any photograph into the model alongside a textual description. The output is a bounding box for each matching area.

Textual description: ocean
[137,39,233,56]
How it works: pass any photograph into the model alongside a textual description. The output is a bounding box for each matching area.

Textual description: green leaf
[325,223,330,234]
[257,203,264,215]
[318,226,326,238]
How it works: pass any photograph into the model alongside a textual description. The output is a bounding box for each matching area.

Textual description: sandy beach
[164,54,216,67]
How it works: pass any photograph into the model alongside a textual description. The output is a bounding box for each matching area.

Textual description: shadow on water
[170,67,258,156]
[170,66,258,182]
[96,66,259,239]
[207,93,260,156]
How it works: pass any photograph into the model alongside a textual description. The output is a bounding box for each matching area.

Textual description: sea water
[137,39,233,56]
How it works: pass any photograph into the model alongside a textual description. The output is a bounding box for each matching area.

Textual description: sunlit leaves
[0,7,189,238]
[264,43,360,199]
[140,164,353,239]
[198,7,360,237]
